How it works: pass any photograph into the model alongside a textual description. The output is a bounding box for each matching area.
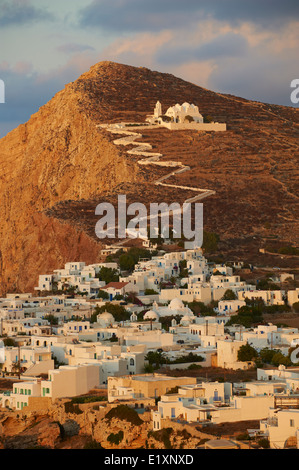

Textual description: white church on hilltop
[146,101,226,132]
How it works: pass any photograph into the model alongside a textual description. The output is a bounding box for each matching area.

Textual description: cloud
[101,31,173,68]
[78,0,299,32]
[0,52,100,138]
[155,32,249,65]
[164,61,217,89]
[209,50,299,106]
[57,43,95,54]
[0,0,55,27]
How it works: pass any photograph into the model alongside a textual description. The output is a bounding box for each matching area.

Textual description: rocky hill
[0,61,298,294]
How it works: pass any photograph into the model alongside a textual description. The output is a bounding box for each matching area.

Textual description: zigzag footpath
[97,123,216,204]
[95,123,215,244]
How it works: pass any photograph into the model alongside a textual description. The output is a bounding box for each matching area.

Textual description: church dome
[169,298,184,310]
[181,315,193,323]
[144,310,159,321]
[97,311,115,323]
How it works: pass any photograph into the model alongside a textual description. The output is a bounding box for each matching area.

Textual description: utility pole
[17,344,21,380]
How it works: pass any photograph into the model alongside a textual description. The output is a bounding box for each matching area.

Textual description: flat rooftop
[132,375,191,382]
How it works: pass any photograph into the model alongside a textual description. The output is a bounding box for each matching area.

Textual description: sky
[0,0,298,137]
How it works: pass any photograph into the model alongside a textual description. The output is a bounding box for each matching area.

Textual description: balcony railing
[267,417,278,427]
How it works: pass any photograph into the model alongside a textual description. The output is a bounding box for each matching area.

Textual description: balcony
[267,417,278,427]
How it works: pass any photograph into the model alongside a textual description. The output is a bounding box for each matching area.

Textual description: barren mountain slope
[0,61,298,293]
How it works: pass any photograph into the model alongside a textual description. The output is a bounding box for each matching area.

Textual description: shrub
[144,289,159,295]
[84,440,104,449]
[64,401,83,414]
[71,395,106,404]
[188,364,203,370]
[258,438,270,449]
[148,428,173,449]
[105,405,143,426]
[107,431,124,446]
[202,231,219,253]
[236,432,251,441]
[169,352,204,364]
[177,429,191,440]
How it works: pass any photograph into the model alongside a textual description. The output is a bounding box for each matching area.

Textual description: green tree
[179,260,188,278]
[91,303,130,323]
[98,290,109,300]
[226,304,263,328]
[222,289,237,301]
[187,301,216,317]
[237,344,258,362]
[256,278,279,290]
[259,348,277,364]
[271,352,292,367]
[202,231,219,253]
[44,314,58,326]
[145,351,167,369]
[119,254,135,271]
[96,267,119,284]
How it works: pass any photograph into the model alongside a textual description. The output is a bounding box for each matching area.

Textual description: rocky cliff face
[0,61,298,294]
[0,66,142,294]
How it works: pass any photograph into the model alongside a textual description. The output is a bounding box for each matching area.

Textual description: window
[290,419,295,427]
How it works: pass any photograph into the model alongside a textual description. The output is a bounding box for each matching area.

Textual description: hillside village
[0,245,299,449]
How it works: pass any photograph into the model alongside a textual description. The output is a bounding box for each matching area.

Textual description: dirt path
[98,123,216,203]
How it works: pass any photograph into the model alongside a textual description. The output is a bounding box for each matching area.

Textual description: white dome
[98,311,114,322]
[183,307,195,317]
[144,310,159,321]
[181,315,192,322]
[169,298,184,310]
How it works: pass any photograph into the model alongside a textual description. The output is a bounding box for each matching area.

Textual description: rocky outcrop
[0,414,61,449]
